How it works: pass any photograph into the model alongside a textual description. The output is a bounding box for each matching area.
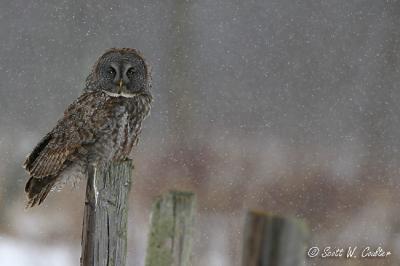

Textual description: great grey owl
[24,48,152,207]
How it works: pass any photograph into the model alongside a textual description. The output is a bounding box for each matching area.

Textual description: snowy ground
[0,236,77,266]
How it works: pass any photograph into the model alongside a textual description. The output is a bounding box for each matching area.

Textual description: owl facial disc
[86,48,150,98]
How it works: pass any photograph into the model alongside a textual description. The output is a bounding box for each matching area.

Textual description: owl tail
[25,176,56,208]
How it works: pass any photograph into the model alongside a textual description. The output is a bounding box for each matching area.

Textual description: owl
[23,48,152,208]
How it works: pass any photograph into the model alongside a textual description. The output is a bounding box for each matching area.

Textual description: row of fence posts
[80,160,309,266]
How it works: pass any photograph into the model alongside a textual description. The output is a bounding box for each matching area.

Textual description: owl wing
[24,92,100,178]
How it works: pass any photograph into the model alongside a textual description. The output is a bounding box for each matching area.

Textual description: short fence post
[80,160,132,266]
[145,191,196,266]
[242,211,309,266]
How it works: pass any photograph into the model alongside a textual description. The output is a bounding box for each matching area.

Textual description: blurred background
[1,0,400,265]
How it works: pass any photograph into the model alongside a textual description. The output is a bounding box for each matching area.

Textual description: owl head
[85,48,151,98]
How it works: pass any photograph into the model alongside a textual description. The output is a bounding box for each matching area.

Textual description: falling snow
[1,1,400,266]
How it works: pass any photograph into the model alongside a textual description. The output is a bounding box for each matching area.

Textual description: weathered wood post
[81,160,132,266]
[145,191,196,266]
[242,211,309,266]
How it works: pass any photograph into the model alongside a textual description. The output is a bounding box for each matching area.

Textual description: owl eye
[107,67,116,76]
[127,68,136,76]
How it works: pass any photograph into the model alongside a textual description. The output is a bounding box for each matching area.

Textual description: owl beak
[117,80,124,94]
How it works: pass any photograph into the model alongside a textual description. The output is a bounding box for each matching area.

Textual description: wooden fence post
[145,191,196,266]
[81,160,132,266]
[242,211,309,266]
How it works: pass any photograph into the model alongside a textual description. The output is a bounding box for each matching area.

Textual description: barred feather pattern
[24,91,152,207]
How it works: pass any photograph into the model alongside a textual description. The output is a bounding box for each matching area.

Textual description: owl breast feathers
[24,48,152,207]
